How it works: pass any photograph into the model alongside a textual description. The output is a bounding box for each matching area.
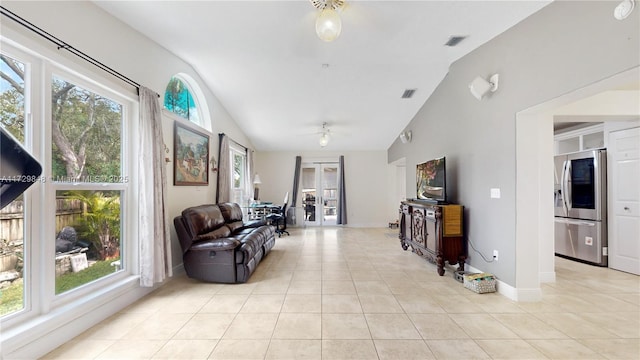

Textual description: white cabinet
[554,124,604,155]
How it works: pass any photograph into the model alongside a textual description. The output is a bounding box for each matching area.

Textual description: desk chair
[266,192,289,237]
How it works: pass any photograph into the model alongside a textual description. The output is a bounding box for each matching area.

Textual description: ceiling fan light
[319,132,330,147]
[316,8,342,42]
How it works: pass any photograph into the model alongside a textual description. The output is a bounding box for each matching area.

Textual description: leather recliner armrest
[190,238,240,252]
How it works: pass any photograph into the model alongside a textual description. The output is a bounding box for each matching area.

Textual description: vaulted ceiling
[95,0,551,151]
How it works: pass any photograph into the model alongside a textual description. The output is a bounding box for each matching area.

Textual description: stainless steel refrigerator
[554,149,607,266]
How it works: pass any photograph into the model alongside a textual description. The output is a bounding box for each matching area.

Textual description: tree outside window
[164,76,200,124]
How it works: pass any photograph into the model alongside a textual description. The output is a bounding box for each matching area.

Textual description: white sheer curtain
[216,134,231,203]
[138,86,172,287]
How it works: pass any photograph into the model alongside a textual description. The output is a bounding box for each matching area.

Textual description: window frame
[46,64,135,307]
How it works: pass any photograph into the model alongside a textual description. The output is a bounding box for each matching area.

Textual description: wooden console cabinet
[399,201,465,276]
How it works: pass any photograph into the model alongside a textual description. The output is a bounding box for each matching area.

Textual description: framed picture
[174,123,209,185]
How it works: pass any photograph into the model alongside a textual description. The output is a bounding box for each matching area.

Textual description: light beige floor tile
[322,280,356,294]
[528,339,604,360]
[77,312,152,340]
[94,339,166,359]
[209,339,270,359]
[515,300,565,313]
[287,280,322,294]
[358,294,404,313]
[533,312,618,339]
[350,270,382,281]
[282,294,322,313]
[215,283,256,295]
[321,294,363,313]
[408,313,469,339]
[252,279,291,294]
[152,339,217,359]
[322,269,352,281]
[240,294,285,313]
[577,312,640,338]
[395,294,445,313]
[475,339,547,359]
[163,294,212,314]
[173,313,235,340]
[122,313,192,340]
[365,313,421,339]
[292,270,322,281]
[580,338,640,360]
[426,339,491,359]
[354,280,392,295]
[431,294,485,313]
[450,313,519,339]
[200,294,249,313]
[373,339,435,360]
[41,339,116,359]
[266,339,322,360]
[491,313,568,339]
[222,313,279,339]
[273,313,322,339]
[322,313,371,339]
[321,340,378,360]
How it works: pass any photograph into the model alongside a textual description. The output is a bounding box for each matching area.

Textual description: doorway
[515,67,639,301]
[302,163,339,226]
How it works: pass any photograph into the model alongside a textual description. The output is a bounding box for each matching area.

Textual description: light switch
[490,188,501,199]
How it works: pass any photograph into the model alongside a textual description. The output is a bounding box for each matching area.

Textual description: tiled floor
[43,227,640,359]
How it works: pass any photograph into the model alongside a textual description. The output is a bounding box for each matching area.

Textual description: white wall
[255,151,390,227]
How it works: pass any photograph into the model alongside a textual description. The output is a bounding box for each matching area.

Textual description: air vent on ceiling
[401,89,417,99]
[444,36,467,47]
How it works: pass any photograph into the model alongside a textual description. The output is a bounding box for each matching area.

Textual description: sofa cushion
[218,202,244,223]
[196,226,231,242]
[182,205,226,236]
[226,220,244,233]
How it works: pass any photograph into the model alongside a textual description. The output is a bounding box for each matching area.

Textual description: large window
[50,75,126,294]
[0,42,134,323]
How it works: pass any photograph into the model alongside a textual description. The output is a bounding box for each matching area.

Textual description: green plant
[65,191,120,260]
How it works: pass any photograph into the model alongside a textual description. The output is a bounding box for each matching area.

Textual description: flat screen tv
[416,156,446,203]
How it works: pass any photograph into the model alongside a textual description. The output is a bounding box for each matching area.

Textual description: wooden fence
[0,199,84,242]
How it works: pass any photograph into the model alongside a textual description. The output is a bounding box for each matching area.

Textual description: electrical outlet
[493,250,499,262]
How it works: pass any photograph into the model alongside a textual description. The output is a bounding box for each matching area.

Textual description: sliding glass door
[302,163,338,226]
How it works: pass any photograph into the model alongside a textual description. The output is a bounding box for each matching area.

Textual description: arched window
[164,76,201,124]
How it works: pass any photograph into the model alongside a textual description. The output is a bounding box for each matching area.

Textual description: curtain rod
[219,133,249,151]
[0,6,155,96]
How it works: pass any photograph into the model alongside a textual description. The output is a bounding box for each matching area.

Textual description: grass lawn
[0,258,120,315]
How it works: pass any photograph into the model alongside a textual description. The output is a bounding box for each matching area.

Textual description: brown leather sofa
[173,202,276,283]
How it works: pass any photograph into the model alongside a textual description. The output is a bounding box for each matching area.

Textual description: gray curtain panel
[287,155,302,224]
[337,155,347,225]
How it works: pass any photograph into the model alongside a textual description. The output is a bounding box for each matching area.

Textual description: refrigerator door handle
[564,160,572,211]
[560,160,569,214]
[555,218,596,227]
